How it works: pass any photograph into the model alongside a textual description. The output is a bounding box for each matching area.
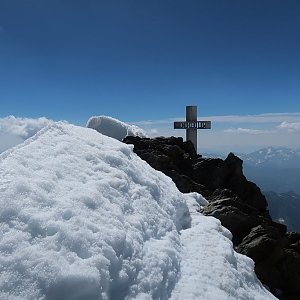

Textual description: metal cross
[174,106,211,153]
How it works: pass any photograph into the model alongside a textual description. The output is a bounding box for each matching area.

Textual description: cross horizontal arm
[174,121,211,129]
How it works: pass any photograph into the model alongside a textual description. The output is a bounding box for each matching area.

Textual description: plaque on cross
[174,106,211,153]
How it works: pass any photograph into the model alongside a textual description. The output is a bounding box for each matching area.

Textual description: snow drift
[86,116,146,141]
[0,122,276,300]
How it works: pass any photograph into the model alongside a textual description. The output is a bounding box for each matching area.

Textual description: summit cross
[174,105,211,153]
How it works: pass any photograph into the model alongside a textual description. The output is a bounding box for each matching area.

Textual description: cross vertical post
[186,106,197,151]
[174,105,212,154]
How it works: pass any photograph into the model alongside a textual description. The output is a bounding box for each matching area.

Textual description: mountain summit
[124,135,300,300]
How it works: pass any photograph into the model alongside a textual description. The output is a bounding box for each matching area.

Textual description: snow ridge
[0,123,189,300]
[171,197,276,300]
[0,122,276,300]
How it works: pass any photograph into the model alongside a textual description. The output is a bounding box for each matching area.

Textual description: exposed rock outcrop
[123,135,300,300]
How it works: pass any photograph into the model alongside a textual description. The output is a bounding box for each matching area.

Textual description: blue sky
[0,0,300,153]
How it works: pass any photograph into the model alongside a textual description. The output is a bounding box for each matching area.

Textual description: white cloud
[1,114,299,156]
[133,118,176,126]
[278,121,300,132]
[0,133,23,153]
[208,112,300,123]
[224,128,273,134]
[132,112,300,126]
[0,116,53,139]
[149,128,159,135]
[131,112,300,154]
[0,116,53,153]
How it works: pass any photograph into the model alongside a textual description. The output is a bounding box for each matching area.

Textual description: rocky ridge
[123,136,300,300]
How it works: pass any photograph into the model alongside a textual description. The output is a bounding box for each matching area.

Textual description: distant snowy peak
[87,115,147,141]
[240,147,300,167]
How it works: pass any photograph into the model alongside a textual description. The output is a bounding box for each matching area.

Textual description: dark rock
[237,225,286,292]
[201,197,262,244]
[123,136,300,299]
[278,249,300,295]
[164,170,209,196]
[283,232,300,250]
[192,152,269,214]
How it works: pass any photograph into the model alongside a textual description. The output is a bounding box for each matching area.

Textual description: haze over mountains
[241,147,300,168]
[237,147,300,232]
[234,147,300,194]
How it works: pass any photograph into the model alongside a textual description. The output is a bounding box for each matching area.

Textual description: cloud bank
[224,128,273,135]
[278,121,300,132]
[0,116,53,139]
[0,116,53,153]
[133,112,300,154]
[1,113,299,155]
[133,112,300,126]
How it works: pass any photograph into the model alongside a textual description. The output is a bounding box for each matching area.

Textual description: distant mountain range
[240,147,300,169]
[237,147,300,194]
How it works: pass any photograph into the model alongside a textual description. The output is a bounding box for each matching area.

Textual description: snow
[87,116,147,141]
[170,198,276,300]
[0,122,276,300]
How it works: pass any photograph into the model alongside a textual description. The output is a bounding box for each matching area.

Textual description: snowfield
[0,122,276,300]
